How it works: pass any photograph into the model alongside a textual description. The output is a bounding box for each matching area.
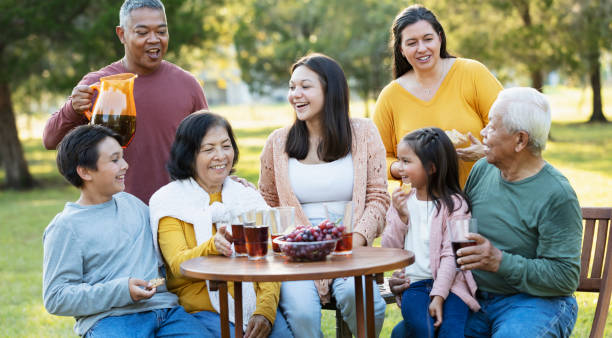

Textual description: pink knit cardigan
[382,191,480,311]
[258,118,390,303]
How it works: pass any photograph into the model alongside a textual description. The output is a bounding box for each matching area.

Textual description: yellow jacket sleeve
[158,216,218,277]
[252,281,281,325]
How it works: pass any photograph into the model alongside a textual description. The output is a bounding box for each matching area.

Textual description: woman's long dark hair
[285,53,352,162]
[401,127,470,216]
[390,4,455,79]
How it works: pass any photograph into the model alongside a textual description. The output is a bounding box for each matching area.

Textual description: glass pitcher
[84,73,138,148]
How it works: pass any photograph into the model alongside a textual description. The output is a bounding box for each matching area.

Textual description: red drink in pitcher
[244,224,269,260]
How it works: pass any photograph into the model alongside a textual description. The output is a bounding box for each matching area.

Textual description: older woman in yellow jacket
[150,111,292,338]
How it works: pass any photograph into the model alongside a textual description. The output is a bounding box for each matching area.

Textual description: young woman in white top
[258,53,390,337]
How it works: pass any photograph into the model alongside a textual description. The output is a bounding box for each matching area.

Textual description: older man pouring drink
[456,87,582,337]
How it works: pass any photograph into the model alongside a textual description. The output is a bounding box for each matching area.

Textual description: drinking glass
[269,207,295,254]
[448,218,478,270]
[243,209,269,260]
[244,224,270,260]
[326,201,354,255]
[230,215,247,257]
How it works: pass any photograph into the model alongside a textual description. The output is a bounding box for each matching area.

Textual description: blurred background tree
[233,0,398,116]
[0,0,226,189]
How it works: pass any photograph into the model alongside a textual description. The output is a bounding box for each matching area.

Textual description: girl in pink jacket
[382,127,479,338]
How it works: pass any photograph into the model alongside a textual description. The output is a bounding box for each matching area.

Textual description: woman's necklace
[416,59,449,96]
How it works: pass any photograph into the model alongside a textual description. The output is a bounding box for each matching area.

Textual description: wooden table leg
[354,275,365,338]
[365,274,375,338]
[235,281,243,338]
[218,281,230,338]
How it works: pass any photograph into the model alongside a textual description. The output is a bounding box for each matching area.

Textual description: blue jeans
[85,306,205,337]
[192,308,292,338]
[391,279,469,338]
[279,277,386,338]
[464,291,578,338]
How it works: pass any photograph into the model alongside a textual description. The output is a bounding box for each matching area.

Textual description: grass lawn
[1,86,611,337]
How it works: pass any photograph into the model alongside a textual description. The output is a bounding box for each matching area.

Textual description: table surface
[181,246,414,282]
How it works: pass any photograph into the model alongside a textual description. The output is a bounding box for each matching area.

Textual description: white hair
[489,87,551,154]
[119,0,165,28]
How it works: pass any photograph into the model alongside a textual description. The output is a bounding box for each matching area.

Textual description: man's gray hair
[489,87,552,154]
[119,0,166,28]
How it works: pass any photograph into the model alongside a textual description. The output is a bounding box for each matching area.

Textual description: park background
[0,0,611,336]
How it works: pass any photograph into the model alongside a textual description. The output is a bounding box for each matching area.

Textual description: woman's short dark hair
[166,110,239,180]
[391,5,454,79]
[401,127,470,216]
[285,53,352,162]
[56,125,122,188]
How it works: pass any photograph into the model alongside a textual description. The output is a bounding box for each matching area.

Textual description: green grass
[2,87,611,337]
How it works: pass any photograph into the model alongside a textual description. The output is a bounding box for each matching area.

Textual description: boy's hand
[244,314,272,338]
[214,225,233,257]
[391,188,410,224]
[429,295,444,328]
[388,269,410,307]
[128,278,156,302]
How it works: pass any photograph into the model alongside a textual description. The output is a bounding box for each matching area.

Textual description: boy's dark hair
[56,125,122,188]
[401,127,471,215]
[166,110,239,180]
[285,53,352,162]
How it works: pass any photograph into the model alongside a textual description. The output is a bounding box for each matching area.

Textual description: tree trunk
[531,69,544,92]
[0,81,34,189]
[588,52,607,123]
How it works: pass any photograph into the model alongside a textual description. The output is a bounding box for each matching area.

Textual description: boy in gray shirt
[42,125,206,336]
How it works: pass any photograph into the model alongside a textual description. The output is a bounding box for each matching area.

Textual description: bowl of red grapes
[273,220,343,262]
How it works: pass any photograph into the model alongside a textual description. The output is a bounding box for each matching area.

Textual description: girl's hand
[388,269,410,307]
[214,225,233,257]
[456,132,486,162]
[391,187,410,224]
[428,295,444,328]
[244,314,272,338]
[128,278,156,301]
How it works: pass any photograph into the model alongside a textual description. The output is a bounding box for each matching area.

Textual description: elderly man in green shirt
[457,87,581,337]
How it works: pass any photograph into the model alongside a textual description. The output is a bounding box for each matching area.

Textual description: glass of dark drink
[244,224,270,260]
[269,207,295,254]
[448,218,478,270]
[231,216,247,257]
[326,202,354,255]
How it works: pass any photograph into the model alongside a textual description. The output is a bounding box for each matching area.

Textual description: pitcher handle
[83,83,100,121]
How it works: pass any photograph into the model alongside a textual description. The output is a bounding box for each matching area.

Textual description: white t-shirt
[288,154,353,221]
[404,193,435,282]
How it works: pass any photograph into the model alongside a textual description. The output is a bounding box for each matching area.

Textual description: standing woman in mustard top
[373,5,503,187]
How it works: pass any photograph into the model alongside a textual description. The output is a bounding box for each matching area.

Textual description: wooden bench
[578,207,612,338]
[323,207,612,338]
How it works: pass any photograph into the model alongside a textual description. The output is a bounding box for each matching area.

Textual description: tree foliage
[233,0,399,115]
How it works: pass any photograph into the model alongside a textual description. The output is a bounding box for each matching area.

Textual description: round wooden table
[181,246,414,338]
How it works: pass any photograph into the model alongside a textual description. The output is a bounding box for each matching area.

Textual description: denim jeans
[192,308,292,338]
[390,279,469,338]
[464,291,578,338]
[85,306,205,337]
[279,277,386,338]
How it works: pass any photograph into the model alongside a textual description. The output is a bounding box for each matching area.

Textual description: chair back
[578,207,612,338]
